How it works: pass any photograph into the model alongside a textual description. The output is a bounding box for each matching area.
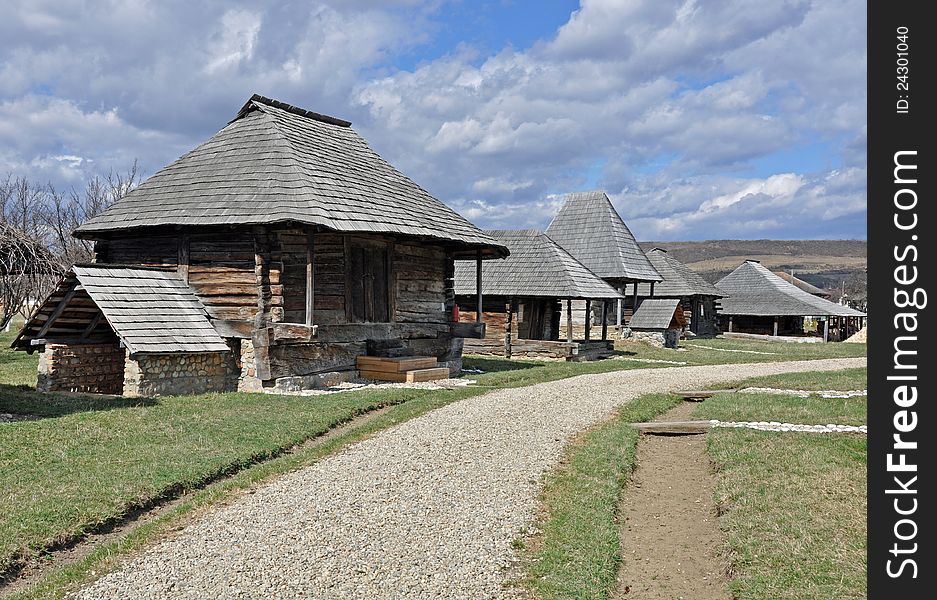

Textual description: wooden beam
[254,227,269,330]
[305,227,315,326]
[823,318,829,342]
[584,299,591,340]
[177,233,190,284]
[616,292,623,327]
[649,281,655,297]
[601,300,609,340]
[632,421,712,435]
[728,316,733,332]
[566,299,573,343]
[35,284,78,339]
[80,311,104,339]
[475,250,483,322]
[632,282,639,315]
[773,316,779,336]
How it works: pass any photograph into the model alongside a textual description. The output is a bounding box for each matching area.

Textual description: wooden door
[346,239,391,323]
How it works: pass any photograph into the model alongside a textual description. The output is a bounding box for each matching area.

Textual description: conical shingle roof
[717,261,865,317]
[545,190,661,282]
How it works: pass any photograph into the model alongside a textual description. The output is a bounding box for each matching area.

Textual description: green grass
[696,369,867,599]
[0,331,864,596]
[523,393,682,599]
[693,368,867,426]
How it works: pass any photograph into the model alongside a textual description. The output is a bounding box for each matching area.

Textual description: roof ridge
[237,94,351,127]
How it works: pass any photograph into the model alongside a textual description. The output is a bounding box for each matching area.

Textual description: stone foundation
[123,350,239,397]
[37,343,125,394]
[630,329,681,349]
[236,339,264,392]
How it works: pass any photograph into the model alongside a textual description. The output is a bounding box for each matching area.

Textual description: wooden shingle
[453,230,623,300]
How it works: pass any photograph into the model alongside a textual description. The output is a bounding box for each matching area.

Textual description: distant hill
[638,240,867,297]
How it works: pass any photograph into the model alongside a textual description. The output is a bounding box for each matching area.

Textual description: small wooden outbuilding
[716,261,866,342]
[13,95,508,395]
[628,298,687,348]
[453,230,622,360]
[635,248,723,337]
[545,190,662,334]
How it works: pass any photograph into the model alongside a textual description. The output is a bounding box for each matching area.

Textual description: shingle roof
[545,191,661,282]
[14,265,229,354]
[717,261,866,317]
[75,94,507,258]
[772,271,832,298]
[636,248,723,298]
[453,230,623,299]
[629,298,681,329]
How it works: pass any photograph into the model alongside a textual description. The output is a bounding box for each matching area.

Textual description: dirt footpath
[613,402,730,600]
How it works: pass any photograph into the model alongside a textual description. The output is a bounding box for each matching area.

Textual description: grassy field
[696,368,867,600]
[0,331,864,594]
[521,393,683,600]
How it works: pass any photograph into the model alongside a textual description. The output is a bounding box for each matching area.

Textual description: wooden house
[12,95,507,395]
[635,248,723,337]
[453,230,622,360]
[545,191,662,334]
[627,298,687,348]
[716,260,866,342]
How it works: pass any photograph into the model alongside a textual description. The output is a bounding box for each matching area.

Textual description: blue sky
[0,0,867,241]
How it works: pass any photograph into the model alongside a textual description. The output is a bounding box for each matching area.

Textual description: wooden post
[649,281,655,297]
[616,289,623,327]
[601,301,609,340]
[254,227,269,330]
[823,318,829,342]
[504,298,514,358]
[632,282,639,319]
[584,299,592,340]
[773,316,779,336]
[728,316,733,332]
[177,233,190,285]
[475,250,483,322]
[566,299,573,343]
[305,228,315,326]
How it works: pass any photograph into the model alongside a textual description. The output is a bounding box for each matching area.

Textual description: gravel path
[77,358,864,599]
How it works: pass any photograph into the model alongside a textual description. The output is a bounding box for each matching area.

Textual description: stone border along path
[739,386,867,398]
[710,420,866,434]
[76,357,865,600]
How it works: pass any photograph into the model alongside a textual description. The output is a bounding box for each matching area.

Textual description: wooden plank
[450,321,485,339]
[355,356,438,372]
[675,389,737,401]
[405,367,450,382]
[631,421,713,434]
[358,369,407,382]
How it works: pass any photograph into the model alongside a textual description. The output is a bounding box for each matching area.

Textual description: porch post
[823,318,829,342]
[566,299,573,343]
[601,301,609,340]
[616,288,623,327]
[632,282,639,318]
[773,316,779,336]
[305,227,315,326]
[649,281,655,297]
[728,316,733,332]
[504,298,514,358]
[475,250,483,322]
[584,299,591,341]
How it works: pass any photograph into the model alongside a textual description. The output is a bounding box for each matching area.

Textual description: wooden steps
[674,389,737,401]
[631,421,713,435]
[356,356,450,383]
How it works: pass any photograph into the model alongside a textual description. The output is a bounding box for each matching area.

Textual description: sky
[0,0,867,241]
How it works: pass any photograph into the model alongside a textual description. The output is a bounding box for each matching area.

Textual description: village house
[12,95,508,395]
[716,260,866,342]
[453,230,622,361]
[544,191,662,336]
[634,248,723,337]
